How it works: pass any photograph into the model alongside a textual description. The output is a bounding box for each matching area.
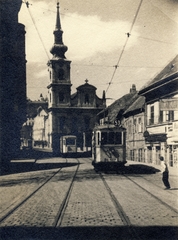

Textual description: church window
[85,94,89,104]
[58,69,64,80]
[59,92,65,102]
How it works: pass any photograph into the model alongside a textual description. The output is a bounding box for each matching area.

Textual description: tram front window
[101,131,122,145]
[115,132,122,144]
[101,132,107,144]
[66,138,75,145]
[108,132,114,144]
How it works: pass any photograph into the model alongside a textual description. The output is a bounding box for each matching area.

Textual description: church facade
[46,3,106,154]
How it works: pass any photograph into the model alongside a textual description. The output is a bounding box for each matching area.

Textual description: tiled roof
[107,92,138,122]
[27,101,48,118]
[123,95,145,116]
[139,54,178,92]
[76,82,96,90]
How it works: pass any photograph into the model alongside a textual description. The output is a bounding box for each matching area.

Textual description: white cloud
[19,0,178,102]
[63,14,135,61]
[19,1,138,63]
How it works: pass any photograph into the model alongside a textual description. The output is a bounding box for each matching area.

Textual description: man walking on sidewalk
[160,156,171,190]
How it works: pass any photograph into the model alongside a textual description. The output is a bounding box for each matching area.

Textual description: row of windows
[130,148,144,162]
[149,108,174,125]
[125,117,144,134]
[125,110,175,132]
[100,132,122,145]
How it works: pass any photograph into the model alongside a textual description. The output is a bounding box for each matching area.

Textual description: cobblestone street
[0,157,177,240]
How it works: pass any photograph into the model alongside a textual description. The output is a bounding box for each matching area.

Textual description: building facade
[0,0,26,173]
[139,55,178,168]
[33,107,49,148]
[122,95,146,162]
[21,96,48,148]
[47,3,106,154]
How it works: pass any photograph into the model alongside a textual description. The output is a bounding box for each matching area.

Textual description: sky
[19,0,178,105]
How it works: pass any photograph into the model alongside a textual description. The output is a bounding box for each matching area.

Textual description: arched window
[58,69,64,80]
[85,94,89,104]
[59,92,65,102]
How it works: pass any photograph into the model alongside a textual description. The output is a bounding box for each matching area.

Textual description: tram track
[100,170,178,239]
[53,158,80,227]
[0,158,80,227]
[0,167,63,224]
[133,174,177,195]
[124,175,178,214]
[100,173,142,240]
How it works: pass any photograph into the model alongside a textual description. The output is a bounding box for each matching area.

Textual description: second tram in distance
[60,135,77,155]
[92,124,127,172]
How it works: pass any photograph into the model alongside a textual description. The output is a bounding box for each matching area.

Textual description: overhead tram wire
[150,0,178,26]
[71,62,164,69]
[105,0,144,94]
[24,2,178,52]
[23,0,50,61]
[23,1,176,90]
[32,5,178,47]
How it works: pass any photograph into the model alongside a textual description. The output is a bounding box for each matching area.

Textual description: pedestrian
[159,156,171,190]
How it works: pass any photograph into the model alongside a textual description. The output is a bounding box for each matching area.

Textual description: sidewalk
[126,160,178,176]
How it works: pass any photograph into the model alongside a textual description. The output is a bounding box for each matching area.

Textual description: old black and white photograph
[0,0,178,239]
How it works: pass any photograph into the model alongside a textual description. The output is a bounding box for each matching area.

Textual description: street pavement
[0,155,177,240]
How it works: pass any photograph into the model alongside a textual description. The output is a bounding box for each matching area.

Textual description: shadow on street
[2,149,79,175]
[0,226,177,240]
[2,148,160,176]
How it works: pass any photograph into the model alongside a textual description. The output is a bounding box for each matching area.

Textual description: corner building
[47,3,106,154]
[139,55,178,168]
[0,0,26,173]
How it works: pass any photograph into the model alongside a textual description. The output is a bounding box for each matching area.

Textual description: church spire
[50,2,68,58]
[55,2,61,30]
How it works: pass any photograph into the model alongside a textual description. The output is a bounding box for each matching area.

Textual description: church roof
[77,80,96,90]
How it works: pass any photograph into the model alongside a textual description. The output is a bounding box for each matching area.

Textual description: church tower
[47,2,72,153]
[47,2,71,108]
[46,2,106,155]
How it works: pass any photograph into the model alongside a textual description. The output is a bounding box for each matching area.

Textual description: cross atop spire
[55,2,61,30]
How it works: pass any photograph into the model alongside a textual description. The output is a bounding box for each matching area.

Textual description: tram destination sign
[160,99,178,111]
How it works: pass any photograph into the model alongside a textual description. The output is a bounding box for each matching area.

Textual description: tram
[60,135,77,155]
[92,124,127,172]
